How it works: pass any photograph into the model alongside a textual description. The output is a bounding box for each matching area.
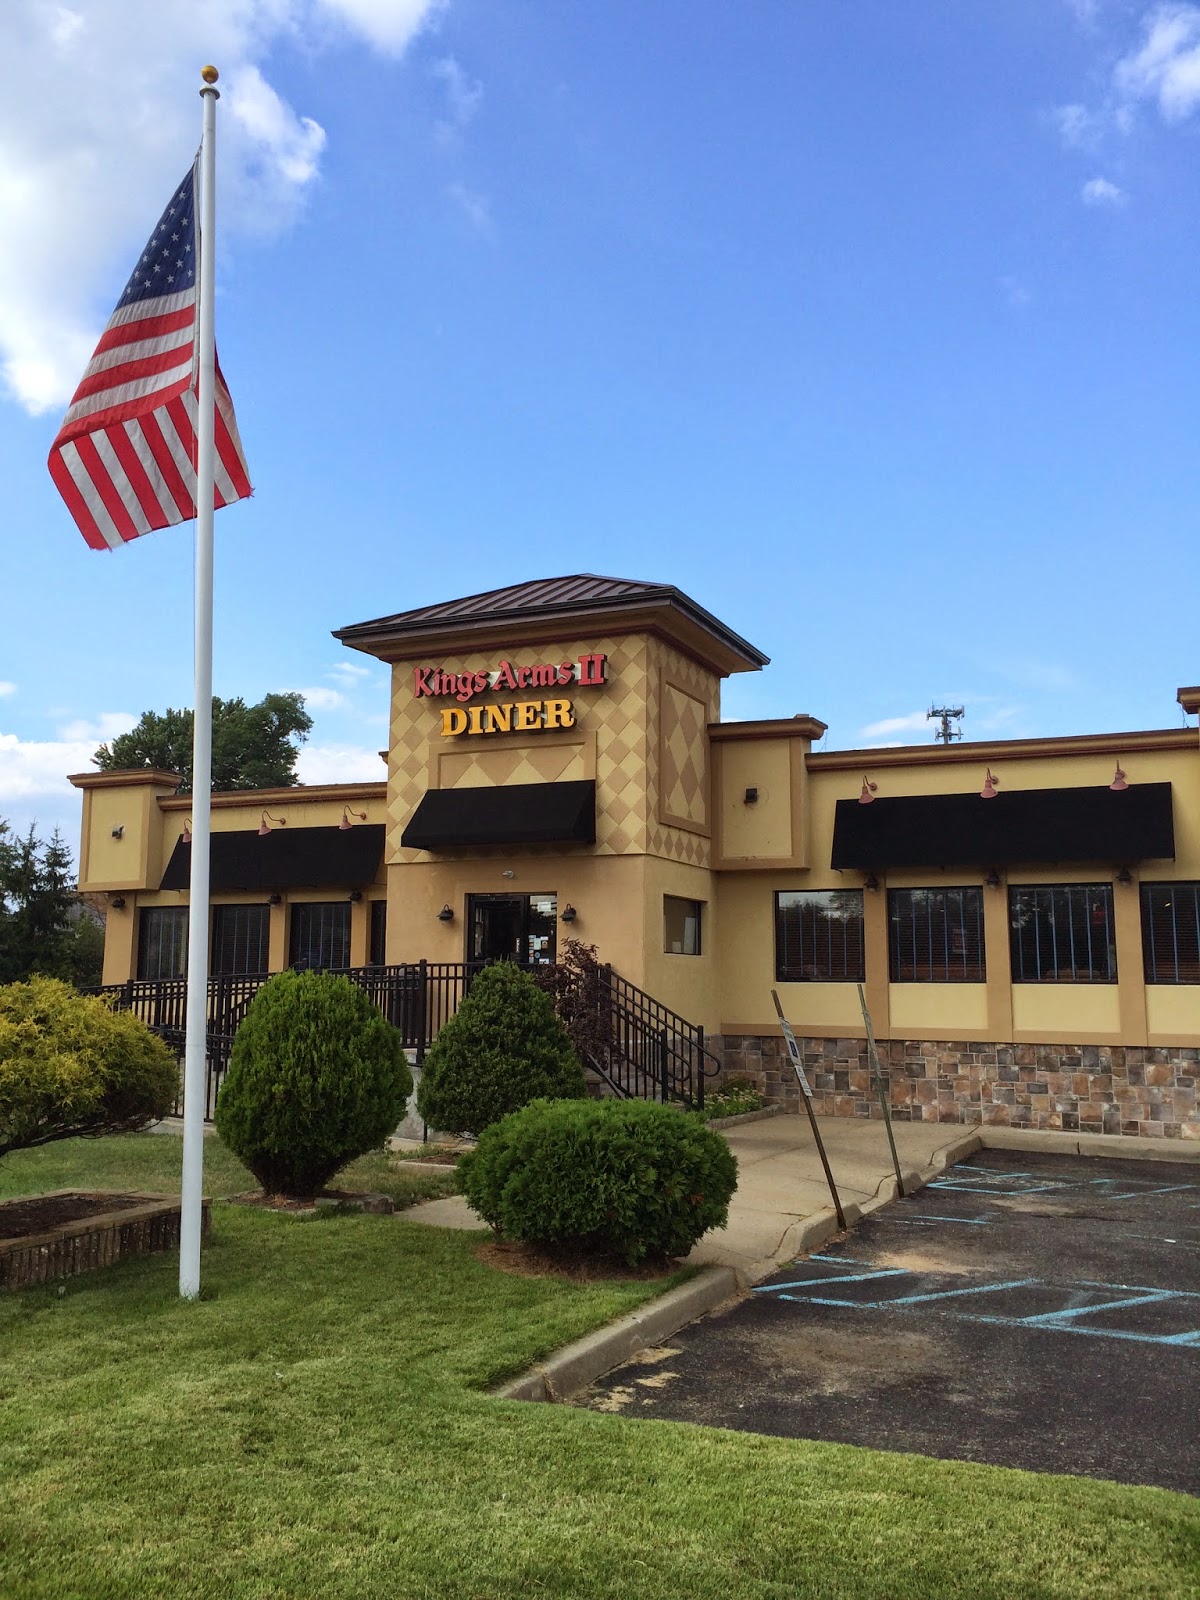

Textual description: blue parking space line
[1074,1278,1200,1297]
[1104,1185,1198,1201]
[884,1276,1041,1307]
[1017,1291,1179,1326]
[808,1254,867,1265]
[896,1213,993,1226]
[965,1314,1200,1348]
[928,1180,1069,1196]
[754,1267,910,1294]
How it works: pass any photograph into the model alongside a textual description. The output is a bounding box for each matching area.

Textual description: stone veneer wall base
[709,1034,1199,1142]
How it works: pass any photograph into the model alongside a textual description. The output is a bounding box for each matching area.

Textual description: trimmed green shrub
[458,1097,738,1264]
[416,962,587,1137]
[215,970,412,1196]
[0,976,177,1159]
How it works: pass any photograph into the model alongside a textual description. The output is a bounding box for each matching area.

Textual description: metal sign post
[857,983,905,1199]
[770,990,846,1231]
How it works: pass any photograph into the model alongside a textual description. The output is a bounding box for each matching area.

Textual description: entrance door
[468,893,558,966]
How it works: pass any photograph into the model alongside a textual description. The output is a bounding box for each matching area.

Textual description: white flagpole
[180,65,221,1300]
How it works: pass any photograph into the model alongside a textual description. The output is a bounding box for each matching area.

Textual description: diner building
[72,574,1200,1140]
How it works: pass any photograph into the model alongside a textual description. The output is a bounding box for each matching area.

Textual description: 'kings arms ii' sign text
[414,654,608,738]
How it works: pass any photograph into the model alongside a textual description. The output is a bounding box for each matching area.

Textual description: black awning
[831,783,1175,871]
[160,824,385,892]
[401,780,596,850]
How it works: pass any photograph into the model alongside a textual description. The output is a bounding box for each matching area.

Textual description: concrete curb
[491,1266,740,1403]
[977,1126,1200,1163]
[704,1106,783,1131]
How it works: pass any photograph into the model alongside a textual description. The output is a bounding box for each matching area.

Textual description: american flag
[48,163,251,551]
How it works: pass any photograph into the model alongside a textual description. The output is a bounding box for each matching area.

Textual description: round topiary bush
[214,970,412,1196]
[458,1097,738,1265]
[416,962,587,1137]
[0,976,178,1159]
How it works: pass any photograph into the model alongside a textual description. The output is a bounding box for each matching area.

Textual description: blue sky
[3,0,1199,847]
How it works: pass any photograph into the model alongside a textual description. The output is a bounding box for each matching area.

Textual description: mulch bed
[226,1189,392,1213]
[0,1194,147,1242]
[475,1237,680,1284]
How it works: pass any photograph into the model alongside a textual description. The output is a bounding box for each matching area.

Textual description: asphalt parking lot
[579,1149,1200,1492]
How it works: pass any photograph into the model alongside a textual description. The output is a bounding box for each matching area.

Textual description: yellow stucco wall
[717,740,794,861]
[1146,987,1200,1040]
[889,983,989,1035]
[1011,984,1122,1038]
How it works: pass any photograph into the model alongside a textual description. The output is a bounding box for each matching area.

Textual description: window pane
[369,899,388,966]
[1141,882,1200,984]
[288,902,350,971]
[888,888,985,983]
[137,907,189,979]
[775,891,864,982]
[211,904,270,976]
[664,895,702,956]
[1009,884,1117,983]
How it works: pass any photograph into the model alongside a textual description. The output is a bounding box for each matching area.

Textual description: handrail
[83,956,720,1116]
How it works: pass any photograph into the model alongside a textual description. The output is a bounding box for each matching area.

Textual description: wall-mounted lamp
[110,824,124,840]
[980,768,1000,800]
[348,889,363,903]
[258,810,287,837]
[1110,764,1129,792]
[340,806,367,831]
[561,904,578,923]
[437,904,454,922]
[181,817,193,844]
[1116,865,1134,886]
[500,869,515,880]
[268,893,283,906]
[743,787,759,805]
[858,776,877,805]
[109,895,125,910]
[863,874,879,892]
[985,868,1001,889]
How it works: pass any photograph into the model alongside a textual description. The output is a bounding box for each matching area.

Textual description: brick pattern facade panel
[707,1035,1200,1141]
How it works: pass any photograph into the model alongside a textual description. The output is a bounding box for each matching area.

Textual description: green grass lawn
[0,1136,1196,1600]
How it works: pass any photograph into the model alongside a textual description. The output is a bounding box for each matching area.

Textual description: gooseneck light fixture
[858,776,877,805]
[1110,764,1129,792]
[258,810,287,837]
[980,768,1000,800]
[181,818,193,844]
[340,806,367,831]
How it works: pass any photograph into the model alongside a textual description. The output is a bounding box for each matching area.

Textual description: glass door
[468,893,557,966]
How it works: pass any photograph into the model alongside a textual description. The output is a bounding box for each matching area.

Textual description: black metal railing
[86,957,720,1118]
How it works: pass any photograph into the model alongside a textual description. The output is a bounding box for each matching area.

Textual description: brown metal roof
[333,572,769,675]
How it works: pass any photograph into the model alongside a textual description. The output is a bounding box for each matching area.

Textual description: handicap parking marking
[895,1212,995,1226]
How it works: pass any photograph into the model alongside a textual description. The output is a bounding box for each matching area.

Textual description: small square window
[664,895,702,956]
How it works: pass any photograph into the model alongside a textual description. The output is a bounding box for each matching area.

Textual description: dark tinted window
[889,888,985,983]
[775,891,864,982]
[1010,885,1116,983]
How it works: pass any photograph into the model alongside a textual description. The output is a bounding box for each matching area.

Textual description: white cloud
[448,181,491,231]
[329,660,372,686]
[0,682,15,699]
[858,712,931,740]
[0,729,103,802]
[1081,175,1127,203]
[295,741,387,784]
[1054,102,1100,149]
[56,712,138,744]
[297,685,348,712]
[0,0,443,415]
[1116,3,1200,121]
[432,54,483,141]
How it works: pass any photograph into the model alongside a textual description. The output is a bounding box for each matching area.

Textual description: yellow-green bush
[0,976,178,1159]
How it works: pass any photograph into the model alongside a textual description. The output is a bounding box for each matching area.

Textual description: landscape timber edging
[0,1190,212,1292]
[704,1105,783,1131]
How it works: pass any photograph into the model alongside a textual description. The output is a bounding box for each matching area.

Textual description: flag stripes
[47,163,250,551]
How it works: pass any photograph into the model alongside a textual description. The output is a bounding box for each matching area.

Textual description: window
[664,895,702,956]
[211,904,270,976]
[1142,882,1200,984]
[775,891,864,983]
[289,902,350,971]
[1009,884,1116,983]
[889,888,985,983]
[369,899,388,967]
[137,907,188,980]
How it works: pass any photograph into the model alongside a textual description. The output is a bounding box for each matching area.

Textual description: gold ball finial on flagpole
[200,65,219,84]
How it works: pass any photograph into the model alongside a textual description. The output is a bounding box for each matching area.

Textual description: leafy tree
[0,976,178,1160]
[93,692,312,791]
[0,822,103,988]
[417,962,587,1137]
[215,970,412,1197]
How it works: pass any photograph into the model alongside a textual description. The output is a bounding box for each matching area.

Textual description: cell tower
[927,705,964,745]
